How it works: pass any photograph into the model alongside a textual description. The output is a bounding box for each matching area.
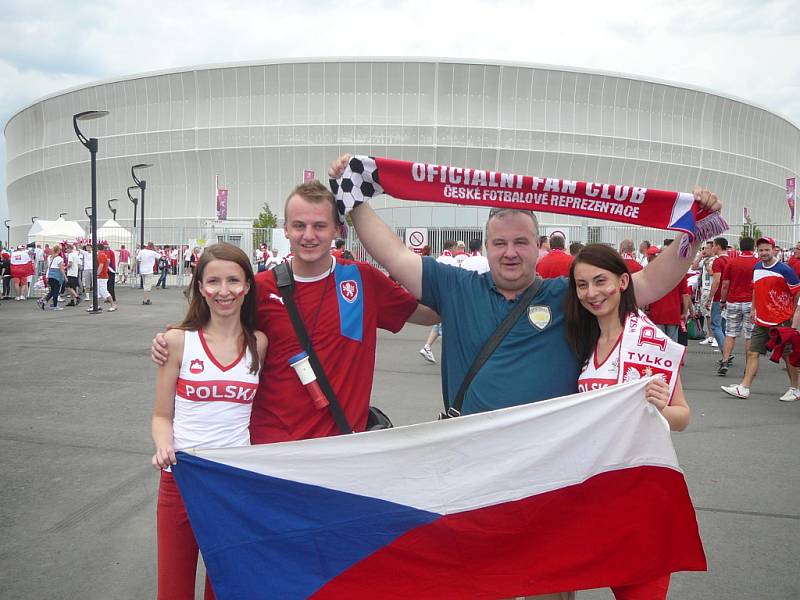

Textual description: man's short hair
[443,239,457,250]
[640,240,651,248]
[739,237,755,252]
[619,239,635,253]
[549,235,565,250]
[284,180,338,226]
[334,238,346,249]
[468,238,482,253]
[714,236,729,250]
[569,241,584,256]
[485,208,539,242]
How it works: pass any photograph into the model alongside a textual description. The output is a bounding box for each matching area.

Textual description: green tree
[253,203,277,229]
[740,215,762,246]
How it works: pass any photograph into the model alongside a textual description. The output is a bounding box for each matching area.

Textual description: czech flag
[172,378,706,599]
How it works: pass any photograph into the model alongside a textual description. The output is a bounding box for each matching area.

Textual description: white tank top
[577,335,622,393]
[172,329,260,451]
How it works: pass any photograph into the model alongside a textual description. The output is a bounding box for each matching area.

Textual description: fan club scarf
[331,155,728,256]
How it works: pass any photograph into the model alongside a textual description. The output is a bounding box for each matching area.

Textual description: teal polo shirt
[421,257,580,415]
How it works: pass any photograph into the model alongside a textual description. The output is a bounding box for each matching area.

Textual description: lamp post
[73,109,109,315]
[107,198,118,221]
[4,220,10,248]
[131,163,153,251]
[58,212,67,219]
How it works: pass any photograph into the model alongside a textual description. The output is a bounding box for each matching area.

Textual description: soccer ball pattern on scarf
[330,156,383,219]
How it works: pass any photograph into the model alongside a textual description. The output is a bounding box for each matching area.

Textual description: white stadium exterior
[5,58,800,249]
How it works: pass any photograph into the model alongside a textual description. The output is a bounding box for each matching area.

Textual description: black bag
[439,277,544,419]
[274,262,392,433]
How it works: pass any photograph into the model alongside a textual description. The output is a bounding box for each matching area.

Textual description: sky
[2,0,798,227]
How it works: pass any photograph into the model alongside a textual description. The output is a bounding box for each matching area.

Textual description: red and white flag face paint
[172,378,707,599]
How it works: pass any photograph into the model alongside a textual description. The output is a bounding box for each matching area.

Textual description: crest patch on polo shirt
[527,305,551,330]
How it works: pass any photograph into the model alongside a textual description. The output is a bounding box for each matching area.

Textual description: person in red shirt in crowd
[722,237,800,401]
[331,238,346,259]
[704,237,730,351]
[536,235,550,264]
[536,235,572,278]
[645,247,690,341]
[618,239,643,274]
[717,237,759,375]
[96,243,118,311]
[787,243,800,278]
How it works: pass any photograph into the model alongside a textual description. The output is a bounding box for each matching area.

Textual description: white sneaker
[721,384,750,399]
[699,337,713,345]
[419,346,436,364]
[779,388,799,402]
[711,339,719,348]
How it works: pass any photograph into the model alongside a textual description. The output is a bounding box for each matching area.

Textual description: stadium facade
[5,58,800,247]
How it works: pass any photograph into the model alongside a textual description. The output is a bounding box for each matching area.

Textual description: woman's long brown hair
[175,243,260,374]
[564,244,638,366]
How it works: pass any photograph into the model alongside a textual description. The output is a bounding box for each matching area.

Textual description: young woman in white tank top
[151,243,267,600]
[564,244,690,600]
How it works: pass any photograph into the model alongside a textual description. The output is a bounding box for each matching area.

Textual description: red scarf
[333,156,728,257]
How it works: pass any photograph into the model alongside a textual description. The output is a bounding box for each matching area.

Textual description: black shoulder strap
[273,262,353,435]
[448,276,545,417]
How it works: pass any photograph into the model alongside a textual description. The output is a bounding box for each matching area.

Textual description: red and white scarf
[332,155,728,257]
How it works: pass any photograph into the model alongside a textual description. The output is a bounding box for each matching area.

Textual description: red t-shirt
[251,259,418,444]
[622,257,643,274]
[723,252,758,303]
[96,252,109,279]
[711,255,729,301]
[647,278,688,325]
[536,249,573,278]
[787,257,800,278]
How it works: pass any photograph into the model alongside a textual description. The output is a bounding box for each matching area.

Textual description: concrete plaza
[0,286,797,599]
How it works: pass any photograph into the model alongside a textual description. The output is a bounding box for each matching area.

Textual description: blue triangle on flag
[669,210,695,233]
[171,452,440,600]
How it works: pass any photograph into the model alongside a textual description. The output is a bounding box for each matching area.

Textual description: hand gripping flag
[331,156,728,257]
[172,378,706,599]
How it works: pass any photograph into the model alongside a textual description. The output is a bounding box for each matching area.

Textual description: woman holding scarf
[564,244,690,599]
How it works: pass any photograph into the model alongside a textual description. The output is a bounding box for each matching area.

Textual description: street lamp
[73,109,109,315]
[31,216,38,224]
[58,212,68,219]
[127,186,139,227]
[131,163,153,251]
[107,198,118,221]
[4,220,10,247]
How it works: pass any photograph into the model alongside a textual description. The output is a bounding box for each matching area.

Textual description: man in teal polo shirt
[334,157,723,415]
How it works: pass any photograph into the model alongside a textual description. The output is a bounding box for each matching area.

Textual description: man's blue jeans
[711,301,726,349]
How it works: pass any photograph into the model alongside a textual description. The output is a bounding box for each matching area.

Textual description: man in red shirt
[787,243,800,278]
[717,237,758,374]
[645,248,690,341]
[704,237,729,351]
[619,239,643,274]
[95,243,118,312]
[536,235,572,278]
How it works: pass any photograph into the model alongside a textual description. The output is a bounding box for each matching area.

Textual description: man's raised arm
[329,154,424,299]
[633,187,722,306]
[349,203,423,299]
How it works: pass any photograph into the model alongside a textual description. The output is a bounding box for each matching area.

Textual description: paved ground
[0,286,798,599]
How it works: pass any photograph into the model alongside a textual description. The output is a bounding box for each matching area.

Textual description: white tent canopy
[29,218,86,245]
[27,219,56,239]
[96,219,133,247]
